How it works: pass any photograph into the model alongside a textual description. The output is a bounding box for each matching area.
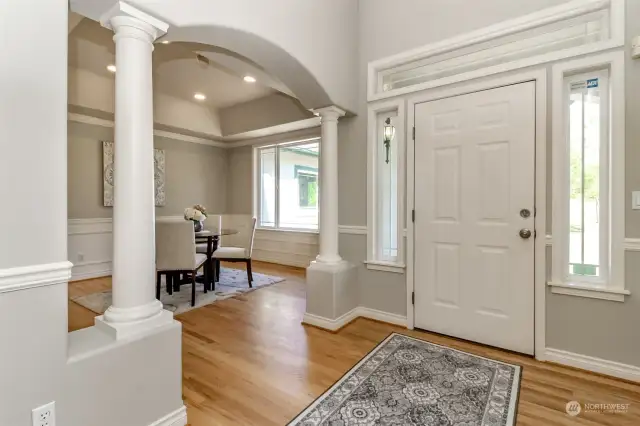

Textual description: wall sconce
[383,117,396,164]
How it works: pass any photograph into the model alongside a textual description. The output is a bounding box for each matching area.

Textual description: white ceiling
[68,18,288,110]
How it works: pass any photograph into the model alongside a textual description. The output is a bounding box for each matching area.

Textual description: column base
[95,308,174,340]
[315,253,343,265]
[303,261,358,330]
[103,299,164,323]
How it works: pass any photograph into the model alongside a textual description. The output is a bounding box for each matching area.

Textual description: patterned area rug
[289,333,521,426]
[71,267,284,315]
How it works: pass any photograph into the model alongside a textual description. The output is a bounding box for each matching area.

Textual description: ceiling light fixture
[107,64,116,73]
[194,93,206,101]
[243,75,257,83]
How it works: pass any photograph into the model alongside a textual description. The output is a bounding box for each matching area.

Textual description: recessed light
[161,40,170,44]
[107,64,116,73]
[194,93,206,101]
[243,75,256,83]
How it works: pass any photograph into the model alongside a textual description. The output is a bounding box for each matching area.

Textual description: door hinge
[412,126,415,140]
[412,291,415,305]
[412,209,415,223]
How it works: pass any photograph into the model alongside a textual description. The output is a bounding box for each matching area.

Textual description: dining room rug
[288,333,521,426]
[71,267,285,316]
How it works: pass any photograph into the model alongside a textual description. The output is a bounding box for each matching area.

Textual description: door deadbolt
[520,209,531,218]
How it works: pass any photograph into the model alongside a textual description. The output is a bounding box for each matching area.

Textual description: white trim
[406,69,548,359]
[548,281,629,301]
[364,260,405,274]
[68,113,228,148]
[302,307,407,331]
[356,307,407,327]
[0,261,73,293]
[367,99,406,268]
[544,348,640,383]
[625,238,640,251]
[68,217,113,235]
[368,0,624,101]
[71,260,113,282]
[302,310,360,331]
[551,51,626,295]
[339,225,367,235]
[223,121,321,147]
[148,405,188,426]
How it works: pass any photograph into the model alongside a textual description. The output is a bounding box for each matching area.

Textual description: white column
[98,7,169,330]
[314,106,346,264]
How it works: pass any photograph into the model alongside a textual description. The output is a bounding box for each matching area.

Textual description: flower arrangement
[184,204,208,222]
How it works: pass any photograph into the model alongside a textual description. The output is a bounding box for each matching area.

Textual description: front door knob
[519,228,532,239]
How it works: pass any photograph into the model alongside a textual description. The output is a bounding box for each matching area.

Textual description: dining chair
[156,221,208,307]
[196,214,221,287]
[213,215,257,287]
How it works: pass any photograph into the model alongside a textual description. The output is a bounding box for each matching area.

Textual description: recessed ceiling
[68,18,287,110]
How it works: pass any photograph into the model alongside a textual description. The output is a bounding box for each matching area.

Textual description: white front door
[413,82,536,354]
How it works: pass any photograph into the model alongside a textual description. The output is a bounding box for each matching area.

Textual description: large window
[256,140,319,231]
[550,52,627,301]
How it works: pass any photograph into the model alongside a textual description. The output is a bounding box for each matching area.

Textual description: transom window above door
[255,140,320,231]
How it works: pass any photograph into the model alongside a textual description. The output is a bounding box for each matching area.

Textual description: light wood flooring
[68,261,640,425]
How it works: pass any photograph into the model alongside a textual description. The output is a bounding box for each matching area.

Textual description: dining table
[194,228,238,288]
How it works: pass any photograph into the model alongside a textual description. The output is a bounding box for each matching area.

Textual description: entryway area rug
[288,333,521,426]
[71,267,285,315]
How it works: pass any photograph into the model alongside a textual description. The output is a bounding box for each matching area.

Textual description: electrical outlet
[32,401,55,426]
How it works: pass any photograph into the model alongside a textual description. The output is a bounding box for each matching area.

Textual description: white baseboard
[70,260,112,282]
[148,405,187,426]
[303,307,407,331]
[303,310,360,331]
[356,307,408,327]
[545,348,640,382]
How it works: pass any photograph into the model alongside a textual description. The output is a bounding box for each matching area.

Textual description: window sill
[364,260,405,274]
[547,281,630,302]
[256,227,319,235]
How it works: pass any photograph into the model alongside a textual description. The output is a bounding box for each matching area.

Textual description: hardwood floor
[68,261,640,425]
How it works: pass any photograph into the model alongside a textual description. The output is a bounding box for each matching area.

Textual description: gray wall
[68,121,229,219]
[219,92,314,136]
[226,145,254,214]
[339,0,640,366]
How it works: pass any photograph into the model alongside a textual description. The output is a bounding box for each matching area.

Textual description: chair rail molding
[0,261,73,293]
[368,0,625,101]
[68,217,321,277]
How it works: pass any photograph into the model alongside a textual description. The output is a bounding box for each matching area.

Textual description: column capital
[100,1,169,41]
[314,105,346,121]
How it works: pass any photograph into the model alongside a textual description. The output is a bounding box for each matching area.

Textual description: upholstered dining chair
[196,214,222,286]
[213,215,257,287]
[156,221,208,307]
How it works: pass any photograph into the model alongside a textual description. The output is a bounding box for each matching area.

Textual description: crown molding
[68,113,228,148]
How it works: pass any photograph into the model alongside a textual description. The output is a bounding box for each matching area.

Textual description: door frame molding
[406,69,547,359]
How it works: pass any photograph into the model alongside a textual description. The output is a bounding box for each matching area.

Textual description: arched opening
[163,25,333,111]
